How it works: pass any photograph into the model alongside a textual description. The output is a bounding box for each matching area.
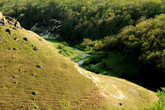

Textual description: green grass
[47,39,85,62]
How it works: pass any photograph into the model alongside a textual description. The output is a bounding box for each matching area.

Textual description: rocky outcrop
[0,12,21,29]
[30,18,61,40]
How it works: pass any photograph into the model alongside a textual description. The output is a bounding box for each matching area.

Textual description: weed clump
[23,37,28,41]
[14,37,18,41]
[33,47,39,51]
[5,28,11,34]
[32,91,37,95]
[36,65,41,69]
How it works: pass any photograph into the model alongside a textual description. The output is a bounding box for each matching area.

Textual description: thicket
[1,0,165,43]
[143,88,165,110]
[99,14,165,89]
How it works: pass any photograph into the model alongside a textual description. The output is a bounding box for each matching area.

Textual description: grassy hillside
[0,14,158,110]
[1,0,165,89]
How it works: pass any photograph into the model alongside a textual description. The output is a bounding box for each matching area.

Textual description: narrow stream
[76,52,90,65]
[31,24,91,65]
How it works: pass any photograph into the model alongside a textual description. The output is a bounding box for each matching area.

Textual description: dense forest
[1,0,165,109]
[2,0,165,42]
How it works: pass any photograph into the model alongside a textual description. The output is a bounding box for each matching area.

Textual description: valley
[0,0,165,109]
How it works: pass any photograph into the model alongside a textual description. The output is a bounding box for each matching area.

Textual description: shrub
[145,88,165,110]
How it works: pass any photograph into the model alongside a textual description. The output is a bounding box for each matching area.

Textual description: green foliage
[47,40,85,62]
[1,0,165,43]
[102,14,165,70]
[144,88,165,110]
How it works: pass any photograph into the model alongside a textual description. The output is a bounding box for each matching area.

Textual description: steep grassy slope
[0,17,157,109]
[0,25,98,110]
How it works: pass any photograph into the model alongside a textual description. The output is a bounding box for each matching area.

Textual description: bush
[145,88,165,110]
[104,14,165,69]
